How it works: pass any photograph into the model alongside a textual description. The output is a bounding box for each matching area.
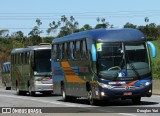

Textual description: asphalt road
[0,87,160,116]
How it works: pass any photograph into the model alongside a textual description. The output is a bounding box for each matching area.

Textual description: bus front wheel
[61,85,71,102]
[16,86,24,95]
[87,90,98,105]
[29,86,35,96]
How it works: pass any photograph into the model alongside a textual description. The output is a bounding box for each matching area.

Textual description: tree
[28,18,43,44]
[82,24,93,30]
[96,17,100,24]
[144,17,149,23]
[95,17,110,29]
[28,26,41,37]
[35,18,43,37]
[12,31,24,38]
[124,22,137,28]
[0,29,9,38]
[46,21,60,36]
[61,15,67,26]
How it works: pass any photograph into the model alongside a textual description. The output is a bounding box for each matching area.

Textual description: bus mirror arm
[147,41,156,58]
[91,44,97,61]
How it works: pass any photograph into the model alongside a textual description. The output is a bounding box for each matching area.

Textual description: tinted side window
[76,41,81,59]
[56,44,60,60]
[82,39,87,59]
[70,42,75,60]
[64,43,68,59]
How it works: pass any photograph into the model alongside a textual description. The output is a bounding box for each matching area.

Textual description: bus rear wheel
[6,87,11,90]
[16,86,25,95]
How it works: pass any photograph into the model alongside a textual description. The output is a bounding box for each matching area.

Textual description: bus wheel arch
[27,81,30,88]
[86,82,98,105]
[16,80,18,89]
[86,82,91,91]
[28,81,35,96]
[61,81,70,102]
[16,80,21,95]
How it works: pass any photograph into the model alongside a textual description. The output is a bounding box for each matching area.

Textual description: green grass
[150,40,160,79]
[151,40,160,61]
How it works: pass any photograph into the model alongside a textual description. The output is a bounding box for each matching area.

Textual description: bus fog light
[101,92,105,96]
[149,89,152,93]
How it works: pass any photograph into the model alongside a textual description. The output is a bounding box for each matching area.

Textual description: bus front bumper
[97,85,152,100]
[34,83,53,92]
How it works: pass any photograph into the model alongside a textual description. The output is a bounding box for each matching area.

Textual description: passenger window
[56,44,60,60]
[21,53,24,64]
[52,45,57,60]
[82,39,87,59]
[76,41,81,59]
[59,44,63,60]
[70,42,75,60]
[62,43,65,59]
[67,42,71,59]
[64,43,68,59]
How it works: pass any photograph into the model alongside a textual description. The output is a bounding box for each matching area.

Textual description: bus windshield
[34,49,51,74]
[97,42,150,80]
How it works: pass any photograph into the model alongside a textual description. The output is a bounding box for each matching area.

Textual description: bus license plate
[123,92,132,96]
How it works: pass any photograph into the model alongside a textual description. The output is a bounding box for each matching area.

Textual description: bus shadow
[58,98,159,106]
[15,92,61,97]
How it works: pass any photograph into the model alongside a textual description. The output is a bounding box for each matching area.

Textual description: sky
[0,0,160,36]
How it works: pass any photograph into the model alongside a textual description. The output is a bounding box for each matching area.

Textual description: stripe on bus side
[61,61,85,83]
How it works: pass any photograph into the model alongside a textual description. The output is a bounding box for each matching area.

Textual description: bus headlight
[145,82,151,86]
[98,82,113,89]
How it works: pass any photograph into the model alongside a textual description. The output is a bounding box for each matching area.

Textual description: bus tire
[87,90,97,105]
[61,86,69,102]
[29,86,36,96]
[132,97,141,105]
[30,91,36,96]
[6,87,11,90]
[16,86,22,95]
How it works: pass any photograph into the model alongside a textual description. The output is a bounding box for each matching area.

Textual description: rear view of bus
[11,44,52,96]
[1,62,11,90]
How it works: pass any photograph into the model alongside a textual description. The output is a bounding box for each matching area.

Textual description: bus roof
[11,45,51,54]
[52,28,146,44]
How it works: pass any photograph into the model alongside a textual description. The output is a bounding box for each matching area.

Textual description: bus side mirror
[91,44,97,61]
[147,41,156,58]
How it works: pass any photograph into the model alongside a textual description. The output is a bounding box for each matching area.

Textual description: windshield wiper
[128,62,140,80]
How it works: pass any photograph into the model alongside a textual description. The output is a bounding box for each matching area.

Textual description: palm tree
[61,15,67,26]
[101,18,106,24]
[70,16,75,23]
[47,21,60,36]
[144,17,149,23]
[96,17,100,24]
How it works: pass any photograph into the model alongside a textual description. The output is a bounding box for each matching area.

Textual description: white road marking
[0,94,91,107]
[118,113,137,116]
